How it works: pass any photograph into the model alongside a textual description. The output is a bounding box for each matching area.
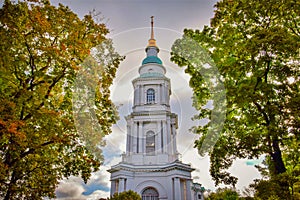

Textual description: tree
[171,0,300,194]
[249,173,300,200]
[107,190,141,200]
[207,188,240,200]
[0,0,123,199]
[249,178,284,200]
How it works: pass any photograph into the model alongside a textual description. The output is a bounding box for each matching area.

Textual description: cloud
[229,159,262,190]
[56,177,85,199]
[85,190,110,200]
[181,148,217,191]
[55,157,120,200]
[102,126,126,164]
[85,167,110,190]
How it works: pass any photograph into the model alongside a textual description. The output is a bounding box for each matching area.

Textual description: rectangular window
[146,88,155,104]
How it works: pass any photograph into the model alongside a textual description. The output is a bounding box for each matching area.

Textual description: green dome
[142,56,162,65]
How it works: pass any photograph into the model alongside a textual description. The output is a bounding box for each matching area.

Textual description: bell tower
[124,16,179,165]
[109,17,195,200]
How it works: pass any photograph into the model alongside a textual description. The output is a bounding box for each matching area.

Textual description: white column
[160,84,163,104]
[138,122,143,153]
[172,124,178,155]
[162,84,166,104]
[167,119,172,155]
[138,85,142,105]
[165,84,168,104]
[162,120,167,153]
[157,84,161,104]
[133,86,137,105]
[174,177,182,200]
[166,83,170,104]
[126,125,130,153]
[141,85,145,104]
[110,180,116,196]
[186,180,193,200]
[156,121,161,153]
[118,178,125,193]
[183,179,187,200]
[132,122,138,153]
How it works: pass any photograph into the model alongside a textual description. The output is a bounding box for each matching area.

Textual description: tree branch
[24,39,35,91]
[253,101,270,126]
[6,140,55,168]
[264,59,271,83]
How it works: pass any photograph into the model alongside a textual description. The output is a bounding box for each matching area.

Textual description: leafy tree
[249,173,300,200]
[249,179,282,200]
[171,0,299,194]
[107,190,141,200]
[207,188,240,200]
[0,0,123,199]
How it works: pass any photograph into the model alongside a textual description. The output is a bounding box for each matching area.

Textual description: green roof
[142,56,162,65]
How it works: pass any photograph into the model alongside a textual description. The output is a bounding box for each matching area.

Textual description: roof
[142,56,163,65]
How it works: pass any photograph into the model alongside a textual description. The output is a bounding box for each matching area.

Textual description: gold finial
[148,16,157,47]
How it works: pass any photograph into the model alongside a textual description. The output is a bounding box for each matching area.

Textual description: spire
[151,16,154,40]
[148,16,157,47]
[142,16,162,65]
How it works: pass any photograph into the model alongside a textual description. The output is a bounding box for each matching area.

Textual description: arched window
[146,88,155,104]
[146,131,155,154]
[142,187,159,200]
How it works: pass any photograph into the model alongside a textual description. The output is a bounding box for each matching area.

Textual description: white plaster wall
[139,63,166,75]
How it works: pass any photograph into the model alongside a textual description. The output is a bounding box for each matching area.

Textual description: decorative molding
[108,161,195,173]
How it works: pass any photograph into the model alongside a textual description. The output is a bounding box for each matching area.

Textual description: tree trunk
[271,139,286,174]
[4,170,16,200]
[4,190,10,200]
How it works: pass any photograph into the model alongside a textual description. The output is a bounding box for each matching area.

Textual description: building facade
[108,17,203,200]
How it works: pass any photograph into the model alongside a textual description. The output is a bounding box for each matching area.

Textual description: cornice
[132,76,170,84]
[126,110,178,118]
[108,161,195,173]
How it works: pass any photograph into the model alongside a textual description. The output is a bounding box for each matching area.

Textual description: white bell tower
[109,17,195,200]
[125,17,179,165]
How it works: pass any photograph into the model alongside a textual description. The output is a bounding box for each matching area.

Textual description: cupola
[142,16,163,65]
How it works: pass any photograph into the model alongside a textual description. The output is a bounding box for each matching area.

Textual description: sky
[2,0,262,199]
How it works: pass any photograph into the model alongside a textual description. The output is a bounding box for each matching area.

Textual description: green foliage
[250,179,282,200]
[171,0,299,193]
[207,188,240,200]
[0,0,123,199]
[107,190,141,200]
[250,172,300,200]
